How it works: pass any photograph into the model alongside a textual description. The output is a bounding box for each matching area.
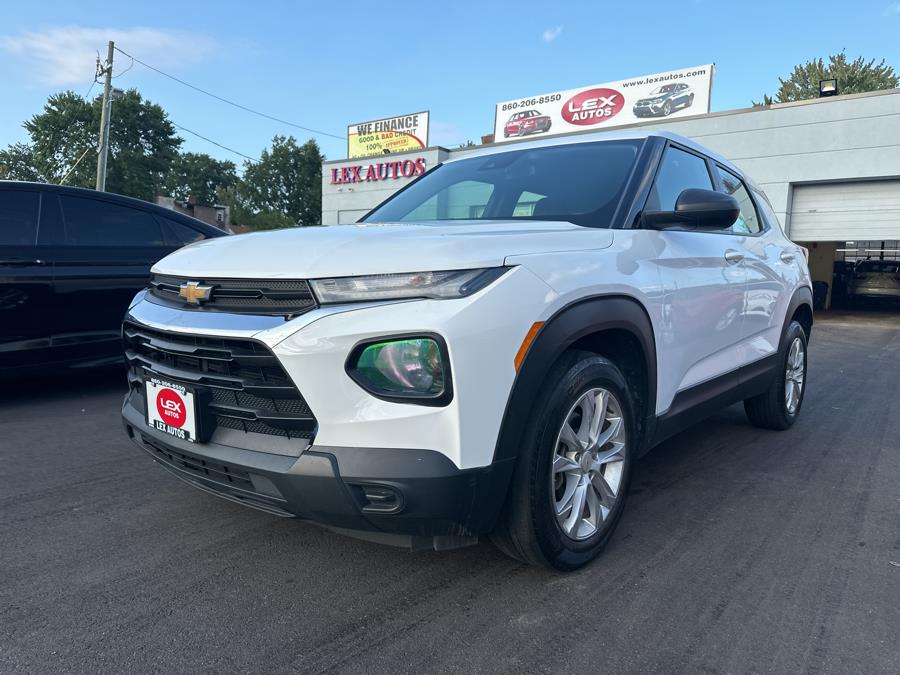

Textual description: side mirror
[642,188,740,230]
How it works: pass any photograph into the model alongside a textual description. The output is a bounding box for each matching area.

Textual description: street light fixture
[819,79,838,97]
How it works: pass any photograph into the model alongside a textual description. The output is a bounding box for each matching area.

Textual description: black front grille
[148,274,317,316]
[124,321,317,441]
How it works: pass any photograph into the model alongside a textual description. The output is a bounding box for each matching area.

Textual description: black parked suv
[0,182,226,377]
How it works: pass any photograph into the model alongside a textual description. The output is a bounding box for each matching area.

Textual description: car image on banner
[493,64,713,143]
[503,110,552,138]
[633,82,695,118]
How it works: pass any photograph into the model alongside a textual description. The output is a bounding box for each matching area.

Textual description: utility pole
[95,40,114,192]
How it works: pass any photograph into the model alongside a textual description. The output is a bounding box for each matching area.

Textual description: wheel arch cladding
[492,295,658,470]
[785,286,814,345]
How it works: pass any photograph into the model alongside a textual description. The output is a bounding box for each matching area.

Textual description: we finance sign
[347,111,430,159]
[493,65,714,142]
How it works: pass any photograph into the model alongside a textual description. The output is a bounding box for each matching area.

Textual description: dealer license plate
[145,377,198,443]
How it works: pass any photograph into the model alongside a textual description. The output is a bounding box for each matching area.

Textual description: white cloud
[542,26,563,43]
[0,26,216,86]
[883,2,900,14]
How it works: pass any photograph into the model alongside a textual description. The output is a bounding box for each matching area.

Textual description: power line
[112,55,135,79]
[114,46,344,141]
[171,122,259,163]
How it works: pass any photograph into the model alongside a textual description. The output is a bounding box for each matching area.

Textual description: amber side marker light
[514,322,544,371]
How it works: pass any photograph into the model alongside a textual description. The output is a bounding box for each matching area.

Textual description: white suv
[121,131,812,570]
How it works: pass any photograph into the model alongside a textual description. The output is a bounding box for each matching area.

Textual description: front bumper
[850,286,900,299]
[123,396,514,546]
[633,103,664,117]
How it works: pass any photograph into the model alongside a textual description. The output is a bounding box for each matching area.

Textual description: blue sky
[2,0,900,166]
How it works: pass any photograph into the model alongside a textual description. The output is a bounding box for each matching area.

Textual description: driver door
[647,144,748,406]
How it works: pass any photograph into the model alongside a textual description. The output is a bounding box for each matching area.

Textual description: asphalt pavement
[2,311,899,674]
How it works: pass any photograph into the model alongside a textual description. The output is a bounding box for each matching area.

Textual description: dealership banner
[493,65,714,143]
[347,111,430,159]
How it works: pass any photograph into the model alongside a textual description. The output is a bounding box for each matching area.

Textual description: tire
[663,100,672,116]
[491,351,636,571]
[687,94,694,107]
[744,320,808,430]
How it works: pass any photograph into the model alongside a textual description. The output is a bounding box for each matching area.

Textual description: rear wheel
[744,320,808,430]
[491,352,635,570]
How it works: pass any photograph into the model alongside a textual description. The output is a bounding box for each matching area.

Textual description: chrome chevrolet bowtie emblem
[178,281,213,304]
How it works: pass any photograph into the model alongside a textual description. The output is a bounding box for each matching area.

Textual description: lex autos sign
[493,65,714,143]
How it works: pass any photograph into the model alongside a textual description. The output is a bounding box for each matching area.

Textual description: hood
[153,220,614,279]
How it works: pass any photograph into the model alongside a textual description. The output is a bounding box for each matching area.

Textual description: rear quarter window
[60,195,165,246]
[159,217,207,246]
[0,190,39,246]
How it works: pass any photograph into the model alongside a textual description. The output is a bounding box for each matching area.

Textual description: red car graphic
[504,109,552,138]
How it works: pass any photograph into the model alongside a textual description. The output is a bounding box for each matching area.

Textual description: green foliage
[19,89,183,200]
[758,52,898,105]
[236,136,324,227]
[164,152,237,205]
[216,185,297,230]
[22,91,96,187]
[3,92,326,230]
[0,142,42,181]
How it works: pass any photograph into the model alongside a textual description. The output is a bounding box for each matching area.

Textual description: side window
[715,167,762,234]
[0,190,39,246]
[646,146,713,211]
[753,190,782,232]
[160,217,206,246]
[59,196,165,246]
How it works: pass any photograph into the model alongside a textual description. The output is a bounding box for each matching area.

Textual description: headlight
[347,335,451,405]
[310,267,507,304]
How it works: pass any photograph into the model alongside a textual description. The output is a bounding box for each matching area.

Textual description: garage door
[790,180,900,241]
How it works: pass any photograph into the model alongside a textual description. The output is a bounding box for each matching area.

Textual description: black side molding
[492,295,658,470]
[650,286,813,447]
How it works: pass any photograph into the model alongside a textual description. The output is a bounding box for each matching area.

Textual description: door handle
[724,250,744,264]
[0,258,46,266]
[780,253,795,263]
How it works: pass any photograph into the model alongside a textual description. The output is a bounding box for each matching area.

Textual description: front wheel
[663,100,672,116]
[744,320,808,430]
[491,352,635,570]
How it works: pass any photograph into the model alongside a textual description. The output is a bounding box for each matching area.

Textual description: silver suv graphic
[633,82,695,118]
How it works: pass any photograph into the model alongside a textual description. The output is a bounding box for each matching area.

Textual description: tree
[0,143,42,181]
[216,185,296,231]
[236,136,324,227]
[164,152,237,204]
[758,52,898,105]
[10,89,182,200]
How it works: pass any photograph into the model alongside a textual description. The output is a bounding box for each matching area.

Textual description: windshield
[651,85,677,95]
[363,140,642,227]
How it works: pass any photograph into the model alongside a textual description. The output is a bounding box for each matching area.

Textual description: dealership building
[322,88,900,308]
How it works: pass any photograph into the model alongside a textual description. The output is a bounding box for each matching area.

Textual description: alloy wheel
[551,388,628,541]
[785,337,805,414]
